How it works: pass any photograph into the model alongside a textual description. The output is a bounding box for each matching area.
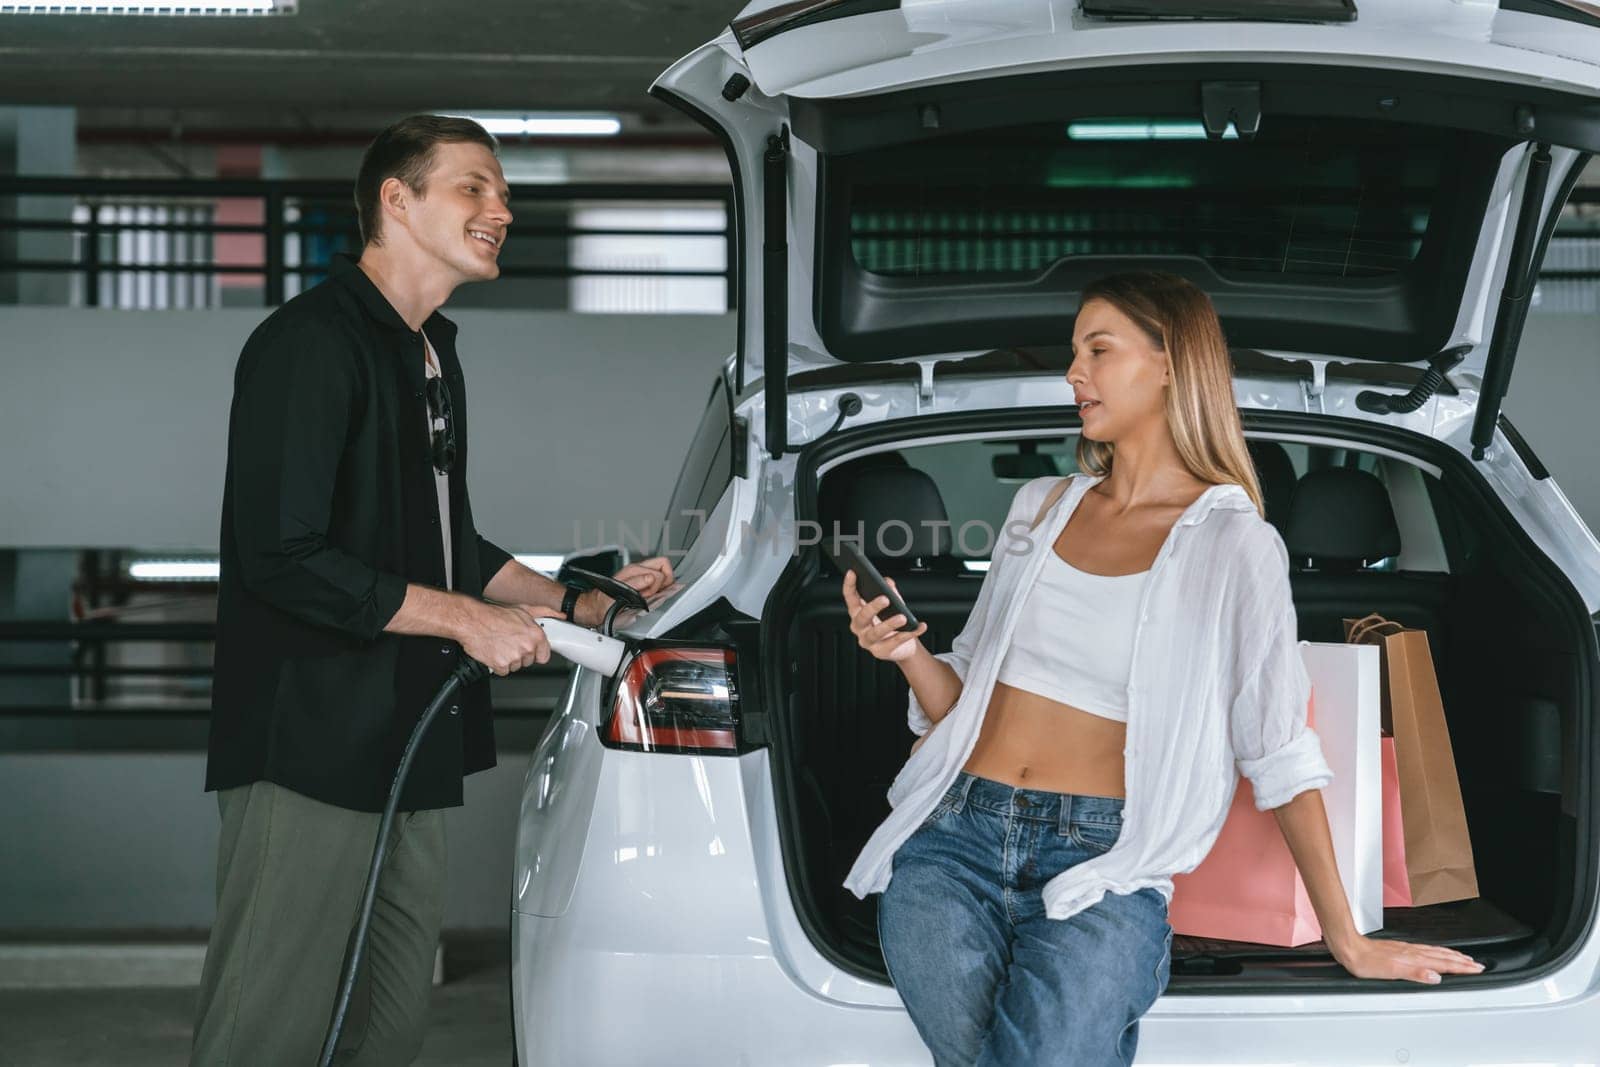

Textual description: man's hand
[573,556,676,628]
[456,601,566,676]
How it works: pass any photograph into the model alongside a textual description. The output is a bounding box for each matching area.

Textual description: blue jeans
[878,773,1172,1067]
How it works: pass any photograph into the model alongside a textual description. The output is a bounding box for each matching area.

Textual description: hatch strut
[764,126,791,459]
[1469,142,1553,461]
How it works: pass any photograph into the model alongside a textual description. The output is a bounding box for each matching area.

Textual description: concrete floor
[1,941,513,1066]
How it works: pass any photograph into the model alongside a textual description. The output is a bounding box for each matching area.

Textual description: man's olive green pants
[190,781,446,1066]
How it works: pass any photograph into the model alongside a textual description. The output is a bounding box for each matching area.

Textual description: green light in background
[1045,169,1196,189]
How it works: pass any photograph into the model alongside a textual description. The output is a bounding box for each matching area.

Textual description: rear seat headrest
[817,453,908,543]
[1284,467,1401,567]
[1247,440,1296,536]
[818,464,954,567]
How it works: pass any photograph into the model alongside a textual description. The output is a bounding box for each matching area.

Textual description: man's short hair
[354,115,499,248]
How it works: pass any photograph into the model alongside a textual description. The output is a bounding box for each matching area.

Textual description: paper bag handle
[1345,612,1406,645]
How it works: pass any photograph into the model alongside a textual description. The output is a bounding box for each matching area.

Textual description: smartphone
[825,538,921,632]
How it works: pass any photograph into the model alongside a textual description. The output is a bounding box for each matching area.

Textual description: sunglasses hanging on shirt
[425,376,456,474]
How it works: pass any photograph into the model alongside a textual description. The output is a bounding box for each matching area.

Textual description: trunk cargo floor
[1172,897,1532,960]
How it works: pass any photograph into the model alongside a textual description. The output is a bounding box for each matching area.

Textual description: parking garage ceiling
[0,0,731,130]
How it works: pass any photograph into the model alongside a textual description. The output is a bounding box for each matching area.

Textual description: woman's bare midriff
[961,681,1127,797]
[943,477,1216,799]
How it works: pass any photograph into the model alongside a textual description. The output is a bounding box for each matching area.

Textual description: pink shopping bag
[1170,642,1384,947]
[1170,690,1322,947]
[1169,771,1323,946]
[1381,733,1412,908]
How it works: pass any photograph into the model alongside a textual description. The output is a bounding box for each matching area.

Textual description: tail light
[604,647,740,754]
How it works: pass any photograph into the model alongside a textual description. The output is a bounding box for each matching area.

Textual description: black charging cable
[826,392,863,436]
[1354,344,1470,415]
[317,655,490,1067]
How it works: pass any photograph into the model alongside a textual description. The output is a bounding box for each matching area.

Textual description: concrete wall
[2,307,1596,936]
[0,752,531,932]
[2,308,1590,552]
[0,305,734,934]
[0,306,736,552]
[1503,314,1600,533]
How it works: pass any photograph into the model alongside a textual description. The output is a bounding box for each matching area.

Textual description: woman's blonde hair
[1074,271,1264,517]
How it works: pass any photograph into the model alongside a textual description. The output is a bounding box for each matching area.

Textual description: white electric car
[511,2,1600,1062]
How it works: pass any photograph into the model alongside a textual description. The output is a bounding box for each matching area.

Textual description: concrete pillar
[0,550,76,720]
[0,107,77,306]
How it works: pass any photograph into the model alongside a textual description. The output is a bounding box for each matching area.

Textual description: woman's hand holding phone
[842,569,929,663]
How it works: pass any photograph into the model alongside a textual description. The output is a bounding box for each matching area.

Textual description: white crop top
[994,551,1150,722]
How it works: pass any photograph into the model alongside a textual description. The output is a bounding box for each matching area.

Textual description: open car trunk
[761,415,1597,990]
[653,0,1600,995]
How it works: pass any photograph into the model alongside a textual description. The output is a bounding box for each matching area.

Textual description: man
[191,114,674,1065]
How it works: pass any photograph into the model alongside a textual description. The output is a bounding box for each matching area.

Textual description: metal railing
[0,619,571,720]
[0,176,737,311]
[4,175,1599,309]
[0,534,625,728]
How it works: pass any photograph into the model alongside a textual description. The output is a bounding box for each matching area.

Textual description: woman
[839,272,1482,1066]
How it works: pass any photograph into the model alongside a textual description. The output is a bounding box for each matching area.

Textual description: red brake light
[605,647,739,754]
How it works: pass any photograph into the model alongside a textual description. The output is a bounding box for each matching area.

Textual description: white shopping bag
[1301,640,1384,937]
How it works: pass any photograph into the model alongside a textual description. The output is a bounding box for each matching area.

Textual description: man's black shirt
[207,255,513,812]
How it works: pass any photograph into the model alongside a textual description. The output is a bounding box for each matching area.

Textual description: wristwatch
[560,583,583,622]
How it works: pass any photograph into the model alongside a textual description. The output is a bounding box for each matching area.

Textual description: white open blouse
[843,473,1334,921]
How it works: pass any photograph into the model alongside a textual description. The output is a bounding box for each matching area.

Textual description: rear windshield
[844,116,1450,281]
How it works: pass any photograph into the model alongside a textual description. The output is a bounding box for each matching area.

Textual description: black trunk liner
[834,893,1530,975]
[1172,897,1532,959]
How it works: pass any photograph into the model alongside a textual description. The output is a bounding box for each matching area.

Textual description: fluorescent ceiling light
[449,114,622,138]
[129,559,220,581]
[1,1,293,13]
[130,553,565,581]
[964,560,990,573]
[1067,120,1237,141]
